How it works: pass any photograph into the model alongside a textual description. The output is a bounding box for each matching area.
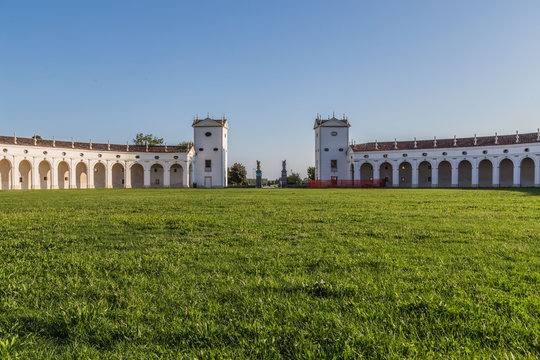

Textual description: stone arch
[18,160,32,190]
[0,158,12,190]
[58,161,70,189]
[93,162,106,189]
[170,164,184,188]
[438,161,452,187]
[38,160,52,189]
[499,158,514,187]
[150,163,164,187]
[130,163,144,188]
[111,163,124,189]
[360,163,373,181]
[520,157,535,187]
[76,162,88,189]
[478,159,493,187]
[398,161,412,188]
[418,161,432,187]
[379,162,392,187]
[458,160,472,187]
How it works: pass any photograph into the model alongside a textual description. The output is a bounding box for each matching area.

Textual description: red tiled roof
[351,132,539,152]
[0,136,191,153]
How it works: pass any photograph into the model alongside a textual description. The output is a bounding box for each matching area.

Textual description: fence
[308,179,386,188]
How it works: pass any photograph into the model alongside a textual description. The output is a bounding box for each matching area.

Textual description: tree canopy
[133,133,164,146]
[228,163,248,186]
[287,172,303,185]
[307,166,315,180]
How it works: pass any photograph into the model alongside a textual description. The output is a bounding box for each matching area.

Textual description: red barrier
[308,179,386,188]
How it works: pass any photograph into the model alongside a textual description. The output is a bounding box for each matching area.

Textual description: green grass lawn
[0,188,539,359]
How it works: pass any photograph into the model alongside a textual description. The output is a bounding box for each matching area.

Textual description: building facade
[0,117,228,190]
[314,115,540,187]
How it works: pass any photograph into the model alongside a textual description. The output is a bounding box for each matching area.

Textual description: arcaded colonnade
[0,136,193,190]
[350,134,540,188]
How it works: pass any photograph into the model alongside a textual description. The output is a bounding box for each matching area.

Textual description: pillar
[31,157,39,189]
[182,162,189,188]
[373,162,380,180]
[513,162,521,187]
[87,160,95,189]
[163,165,170,188]
[125,162,132,188]
[411,161,419,188]
[144,166,151,188]
[12,157,20,190]
[535,155,540,187]
[51,158,59,189]
[392,163,399,188]
[492,158,499,187]
[106,161,113,189]
[69,159,77,189]
[451,161,458,187]
[471,160,479,188]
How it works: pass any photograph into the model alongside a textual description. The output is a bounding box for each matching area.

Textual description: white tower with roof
[314,114,351,181]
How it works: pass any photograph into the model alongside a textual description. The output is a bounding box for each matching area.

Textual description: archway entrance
[0,159,12,190]
[379,162,392,187]
[478,159,493,187]
[418,161,432,187]
[520,158,535,187]
[112,163,124,189]
[398,162,412,188]
[150,164,164,188]
[76,162,88,189]
[19,160,32,190]
[438,161,452,187]
[458,160,472,187]
[130,164,144,188]
[170,164,183,188]
[360,163,373,181]
[499,159,514,187]
[38,161,52,189]
[58,161,70,189]
[94,163,106,188]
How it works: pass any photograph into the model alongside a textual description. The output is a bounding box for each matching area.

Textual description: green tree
[307,166,315,180]
[178,141,194,147]
[287,172,303,185]
[228,163,248,185]
[133,133,164,146]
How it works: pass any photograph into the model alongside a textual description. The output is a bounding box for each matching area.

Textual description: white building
[0,116,228,190]
[314,115,540,187]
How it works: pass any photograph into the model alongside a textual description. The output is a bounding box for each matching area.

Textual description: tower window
[331,131,338,136]
[324,148,329,152]
[199,148,204,151]
[205,160,212,172]
[213,148,218,151]
[205,132,212,137]
[331,160,337,172]
[338,148,344,152]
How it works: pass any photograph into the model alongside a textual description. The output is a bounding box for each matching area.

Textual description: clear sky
[1,1,539,179]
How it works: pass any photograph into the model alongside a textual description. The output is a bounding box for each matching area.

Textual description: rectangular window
[330,160,337,172]
[205,160,212,172]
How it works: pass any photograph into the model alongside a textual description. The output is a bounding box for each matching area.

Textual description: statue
[256,160,262,188]
[281,160,287,188]
[256,160,261,172]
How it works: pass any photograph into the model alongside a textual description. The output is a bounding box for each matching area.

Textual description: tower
[192,115,229,188]
[314,114,350,181]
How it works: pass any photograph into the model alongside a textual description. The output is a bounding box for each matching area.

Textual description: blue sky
[1,1,539,178]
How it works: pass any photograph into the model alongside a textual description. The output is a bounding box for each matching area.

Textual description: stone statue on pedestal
[281,160,287,188]
[256,160,262,188]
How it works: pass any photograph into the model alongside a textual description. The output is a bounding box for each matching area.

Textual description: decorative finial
[145,141,149,152]
[414,137,417,149]
[33,135,37,146]
[474,134,477,146]
[453,135,457,146]
[375,140,378,150]
[126,141,129,151]
[107,140,110,151]
[495,132,498,144]
[89,139,92,150]
[433,136,437,148]
[515,131,519,143]
[332,111,335,118]
[165,144,168,152]
[72,138,74,149]
[537,128,540,141]
[207,112,210,119]
[53,136,56,147]
[394,138,398,150]
[14,132,17,144]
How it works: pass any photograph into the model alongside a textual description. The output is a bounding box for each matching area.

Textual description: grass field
[0,188,538,359]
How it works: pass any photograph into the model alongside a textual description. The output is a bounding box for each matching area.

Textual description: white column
[31,157,39,189]
[431,160,438,188]
[535,155,540,187]
[12,157,20,190]
[182,162,189,188]
[125,162,132,188]
[411,161,419,188]
[513,161,520,187]
[163,165,171,188]
[373,162,380,180]
[451,161,458,187]
[471,159,479,188]
[106,161,113,189]
[87,160,95,189]
[492,158,499,187]
[392,162,399,187]
[144,166,151,188]
[69,159,77,189]
[51,158,58,189]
